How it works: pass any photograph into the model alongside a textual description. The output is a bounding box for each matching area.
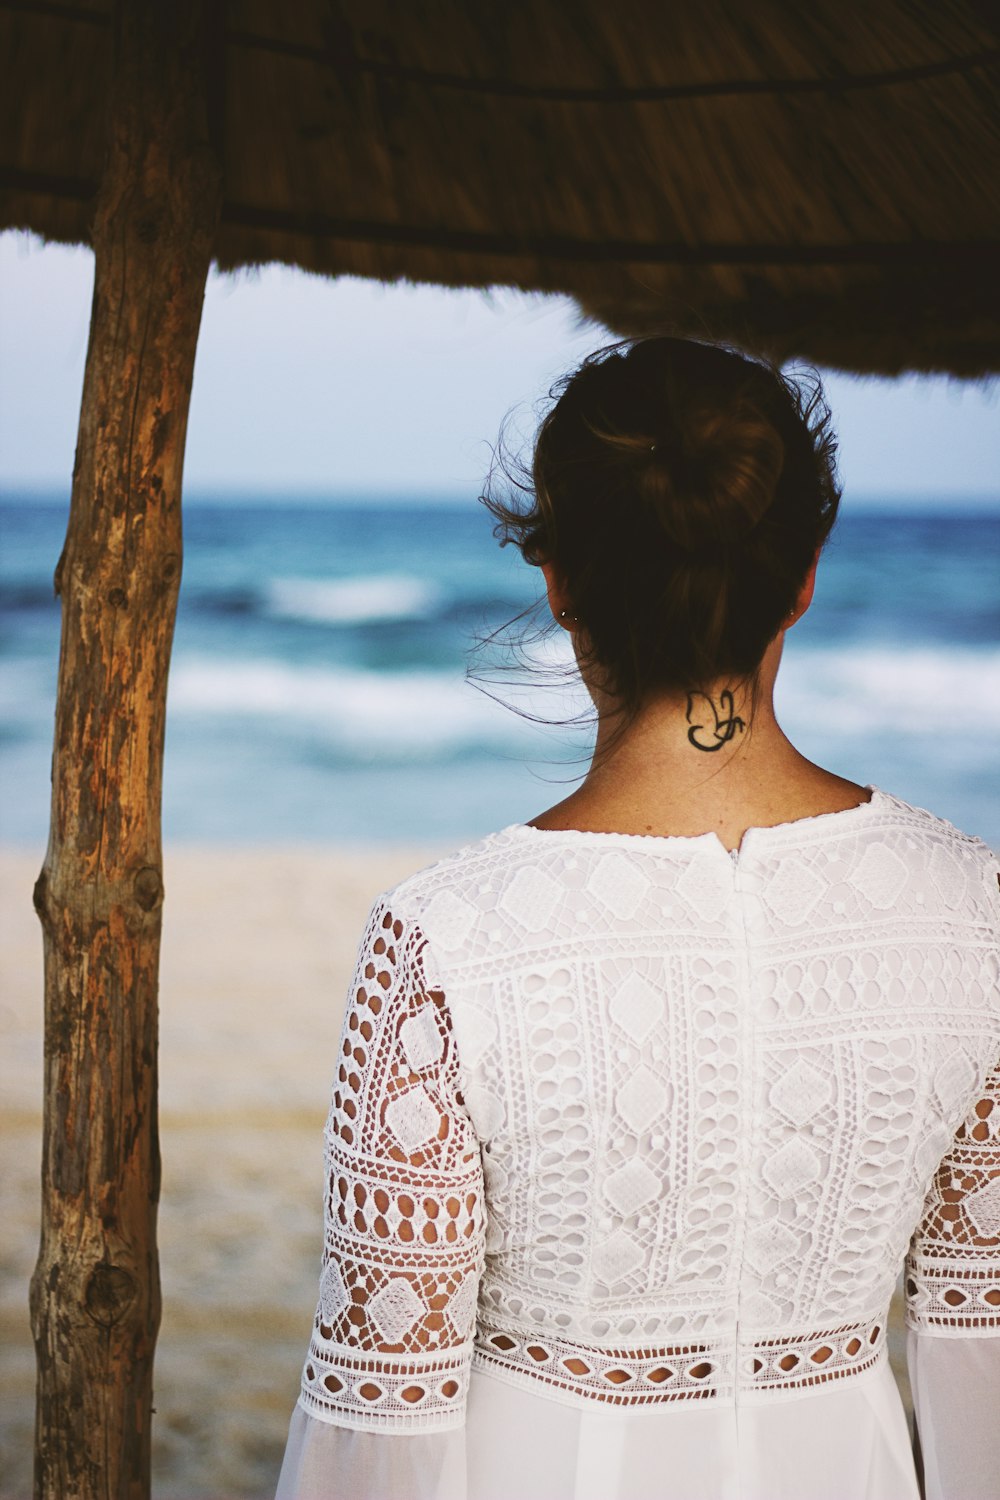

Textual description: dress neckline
[502,784,885,860]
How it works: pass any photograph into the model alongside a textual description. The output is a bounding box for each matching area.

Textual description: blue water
[1,493,998,848]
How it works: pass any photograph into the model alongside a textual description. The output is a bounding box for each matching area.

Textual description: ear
[786,550,820,629]
[540,560,575,629]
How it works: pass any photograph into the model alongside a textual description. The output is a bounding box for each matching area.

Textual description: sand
[0,843,445,1498]
[0,844,913,1498]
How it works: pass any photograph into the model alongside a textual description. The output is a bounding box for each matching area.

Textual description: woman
[276,338,1000,1499]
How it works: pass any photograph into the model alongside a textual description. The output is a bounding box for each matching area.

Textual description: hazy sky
[1,231,997,503]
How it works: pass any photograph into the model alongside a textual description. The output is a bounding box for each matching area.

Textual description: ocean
[1,493,998,849]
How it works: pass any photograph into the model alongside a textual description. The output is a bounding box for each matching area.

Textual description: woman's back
[282,788,1000,1499]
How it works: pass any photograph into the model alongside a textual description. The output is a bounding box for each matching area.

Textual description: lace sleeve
[276,898,485,1499]
[905,1057,1000,1335]
[904,1056,1000,1500]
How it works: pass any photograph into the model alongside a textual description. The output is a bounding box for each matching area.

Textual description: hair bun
[479,335,841,710]
[641,408,786,553]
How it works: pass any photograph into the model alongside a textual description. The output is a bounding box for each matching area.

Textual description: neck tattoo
[685,688,746,752]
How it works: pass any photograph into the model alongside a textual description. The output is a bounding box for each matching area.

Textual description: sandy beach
[0,843,447,1498]
[0,844,913,1498]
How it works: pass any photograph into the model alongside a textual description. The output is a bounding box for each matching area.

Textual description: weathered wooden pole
[29,3,222,1495]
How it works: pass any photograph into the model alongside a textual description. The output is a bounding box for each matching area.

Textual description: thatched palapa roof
[2,0,999,374]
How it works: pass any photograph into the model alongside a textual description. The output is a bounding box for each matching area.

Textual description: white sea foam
[167,657,541,756]
[166,643,1000,761]
[778,645,1000,738]
[265,574,440,625]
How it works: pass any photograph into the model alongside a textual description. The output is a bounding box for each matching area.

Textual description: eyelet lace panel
[474,1315,887,1407]
[397,797,1000,1388]
[296,797,1000,1440]
[298,901,486,1433]
[905,1058,1000,1334]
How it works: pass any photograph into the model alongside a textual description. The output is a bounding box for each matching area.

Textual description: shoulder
[385,826,520,903]
[869,788,1000,920]
[360,825,532,963]
[872,786,996,860]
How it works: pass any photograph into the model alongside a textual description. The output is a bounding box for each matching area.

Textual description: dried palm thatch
[3,0,999,375]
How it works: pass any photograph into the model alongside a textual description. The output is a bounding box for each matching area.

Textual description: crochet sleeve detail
[904,1053,1000,1499]
[296,896,486,1435]
[904,1056,1000,1335]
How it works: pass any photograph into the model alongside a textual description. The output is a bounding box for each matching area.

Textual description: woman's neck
[529,646,870,844]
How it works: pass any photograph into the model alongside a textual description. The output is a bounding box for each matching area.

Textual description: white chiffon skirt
[276,1348,919,1500]
[461,1354,918,1500]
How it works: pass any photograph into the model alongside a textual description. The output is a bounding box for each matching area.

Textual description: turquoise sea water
[1,493,998,848]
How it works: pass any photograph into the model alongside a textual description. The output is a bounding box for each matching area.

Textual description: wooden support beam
[29,3,222,1495]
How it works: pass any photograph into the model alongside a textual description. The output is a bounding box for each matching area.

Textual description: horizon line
[2,481,999,514]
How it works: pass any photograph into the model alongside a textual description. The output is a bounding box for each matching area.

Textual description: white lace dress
[275,787,1000,1500]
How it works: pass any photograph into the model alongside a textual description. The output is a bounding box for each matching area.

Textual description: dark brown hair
[479,336,841,723]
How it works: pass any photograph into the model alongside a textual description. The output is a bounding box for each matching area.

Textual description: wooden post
[29,4,222,1495]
